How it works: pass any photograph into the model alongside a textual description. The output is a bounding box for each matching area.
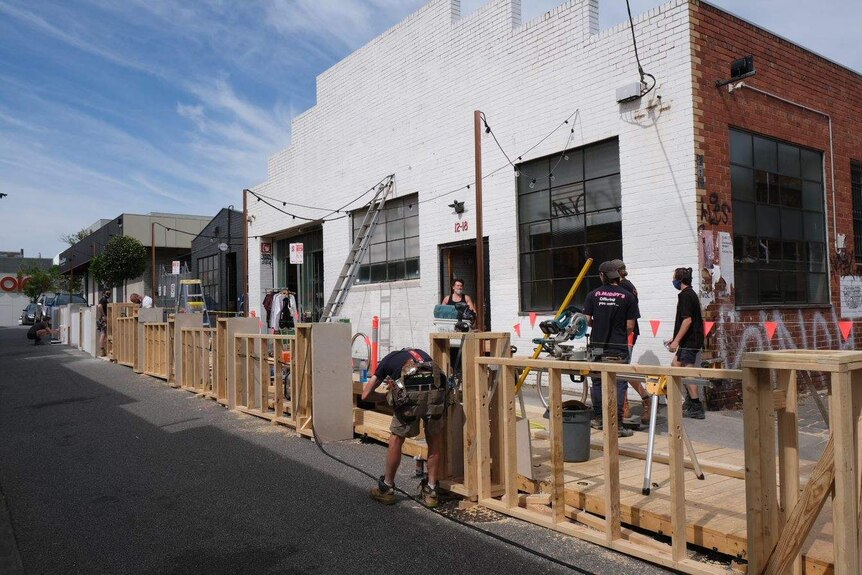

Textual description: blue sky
[0,0,858,260]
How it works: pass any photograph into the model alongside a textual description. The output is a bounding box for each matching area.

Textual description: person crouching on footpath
[666,267,706,419]
[361,348,447,507]
[27,316,57,345]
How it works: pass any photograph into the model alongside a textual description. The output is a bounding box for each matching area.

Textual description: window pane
[521,251,552,280]
[356,265,370,284]
[404,216,419,237]
[370,225,385,244]
[405,236,419,259]
[403,201,418,217]
[586,217,621,244]
[783,272,805,303]
[802,181,823,211]
[517,171,550,194]
[756,204,781,237]
[551,150,584,183]
[524,281,552,311]
[552,247,586,279]
[585,174,621,213]
[387,239,405,261]
[730,130,752,166]
[386,218,404,240]
[801,148,822,181]
[781,209,803,241]
[387,261,406,281]
[584,139,620,180]
[736,270,758,304]
[782,241,805,270]
[778,143,800,178]
[753,136,777,172]
[804,212,825,241]
[521,221,552,251]
[386,204,403,220]
[518,190,550,223]
[550,182,585,218]
[733,201,756,236]
[780,177,802,208]
[584,240,622,266]
[369,243,386,263]
[370,263,387,282]
[758,238,782,267]
[808,242,825,272]
[551,216,585,248]
[734,235,758,264]
[758,271,782,303]
[808,273,828,303]
[405,258,420,279]
[732,165,754,201]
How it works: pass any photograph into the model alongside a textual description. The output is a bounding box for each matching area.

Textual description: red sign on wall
[0,276,30,292]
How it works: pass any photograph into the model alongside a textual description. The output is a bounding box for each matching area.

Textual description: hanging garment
[270,294,284,331]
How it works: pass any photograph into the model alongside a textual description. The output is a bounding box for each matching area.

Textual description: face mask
[672,279,682,290]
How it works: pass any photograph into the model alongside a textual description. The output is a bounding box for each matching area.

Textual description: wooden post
[832,371,860,573]
[601,371,621,542]
[475,358,492,501]
[501,363,517,508]
[473,110,485,332]
[776,370,802,575]
[548,367,565,524]
[667,375,687,561]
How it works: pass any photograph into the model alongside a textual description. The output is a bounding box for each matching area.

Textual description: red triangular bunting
[513,323,521,337]
[704,321,715,337]
[764,321,777,340]
[839,320,853,342]
[650,320,661,337]
[529,312,538,328]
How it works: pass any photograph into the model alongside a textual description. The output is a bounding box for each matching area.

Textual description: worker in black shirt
[666,267,706,419]
[583,261,639,437]
[610,259,652,424]
[361,348,446,507]
[27,317,57,345]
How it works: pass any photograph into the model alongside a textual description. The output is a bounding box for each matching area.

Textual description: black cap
[599,261,621,280]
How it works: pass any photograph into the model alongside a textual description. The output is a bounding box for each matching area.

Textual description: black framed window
[853,161,862,263]
[730,129,826,305]
[197,254,219,308]
[352,193,419,284]
[517,138,621,312]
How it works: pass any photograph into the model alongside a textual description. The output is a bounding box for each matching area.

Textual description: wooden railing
[742,350,861,575]
[180,327,216,394]
[143,322,172,380]
[106,303,137,361]
[472,356,742,575]
[231,333,302,430]
[114,315,138,367]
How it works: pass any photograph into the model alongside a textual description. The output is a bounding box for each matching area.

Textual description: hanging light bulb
[514,167,520,177]
[564,154,569,161]
[550,174,555,182]
[282,202,286,206]
[529,179,536,189]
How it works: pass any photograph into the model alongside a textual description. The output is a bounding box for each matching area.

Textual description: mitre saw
[531,307,590,361]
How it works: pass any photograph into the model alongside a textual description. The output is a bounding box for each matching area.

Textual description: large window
[517,138,622,312]
[730,129,827,305]
[197,254,219,308]
[853,161,862,263]
[352,193,419,284]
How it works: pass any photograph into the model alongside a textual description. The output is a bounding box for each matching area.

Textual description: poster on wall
[840,276,862,319]
[718,231,734,295]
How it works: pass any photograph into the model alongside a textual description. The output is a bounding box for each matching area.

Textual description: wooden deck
[524,425,834,574]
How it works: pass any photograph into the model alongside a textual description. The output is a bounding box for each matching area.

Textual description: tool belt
[389,350,447,419]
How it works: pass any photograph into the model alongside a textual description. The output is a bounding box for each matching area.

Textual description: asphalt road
[0,326,675,575]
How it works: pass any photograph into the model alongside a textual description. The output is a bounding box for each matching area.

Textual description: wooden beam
[501,364,518,509]
[763,436,834,575]
[831,371,860,573]
[667,375,687,562]
[602,371,621,542]
[548,367,564,524]
[775,369,801,575]
[475,356,742,381]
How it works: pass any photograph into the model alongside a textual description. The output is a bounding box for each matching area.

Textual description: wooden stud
[501,363,517,508]
[775,369,801,575]
[474,358,492,501]
[601,370,621,542]
[831,371,860,574]
[547,367,564,524]
[667,375,687,562]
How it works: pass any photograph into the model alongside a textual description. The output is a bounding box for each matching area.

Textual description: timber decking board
[526,427,834,573]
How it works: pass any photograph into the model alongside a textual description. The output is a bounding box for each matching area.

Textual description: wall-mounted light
[448,200,465,215]
[715,55,756,87]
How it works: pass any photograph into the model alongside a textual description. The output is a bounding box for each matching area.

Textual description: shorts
[388,389,447,438]
[26,332,36,340]
[676,348,699,366]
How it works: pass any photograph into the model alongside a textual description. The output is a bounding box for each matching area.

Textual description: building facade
[190,208,245,313]
[246,0,862,405]
[59,213,210,305]
[0,253,53,327]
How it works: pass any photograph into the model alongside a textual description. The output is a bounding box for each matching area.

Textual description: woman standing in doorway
[441,278,476,313]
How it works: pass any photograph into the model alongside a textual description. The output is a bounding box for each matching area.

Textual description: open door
[439,238,490,330]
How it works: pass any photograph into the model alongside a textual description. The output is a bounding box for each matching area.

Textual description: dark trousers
[589,353,629,420]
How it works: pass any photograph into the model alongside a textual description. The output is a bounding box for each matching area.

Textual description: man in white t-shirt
[130,293,154,308]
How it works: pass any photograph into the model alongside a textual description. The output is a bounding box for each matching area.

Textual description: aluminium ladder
[320,177,395,322]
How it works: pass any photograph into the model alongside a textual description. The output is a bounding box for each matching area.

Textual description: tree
[17,265,54,301]
[59,227,92,247]
[90,236,148,291]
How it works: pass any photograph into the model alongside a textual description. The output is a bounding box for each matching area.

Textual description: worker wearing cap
[583,261,639,437]
[610,259,652,424]
[361,348,447,507]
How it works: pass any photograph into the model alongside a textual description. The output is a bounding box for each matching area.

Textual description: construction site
[3,0,861,574]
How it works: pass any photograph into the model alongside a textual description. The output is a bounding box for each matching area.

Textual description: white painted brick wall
[248,0,698,367]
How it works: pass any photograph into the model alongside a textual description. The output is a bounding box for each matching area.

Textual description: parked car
[36,292,88,321]
[20,303,39,325]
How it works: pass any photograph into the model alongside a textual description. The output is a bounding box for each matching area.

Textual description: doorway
[277,228,324,322]
[438,238,490,330]
[225,252,237,312]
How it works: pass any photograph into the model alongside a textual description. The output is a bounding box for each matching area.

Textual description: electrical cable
[301,338,598,575]
[625,0,657,98]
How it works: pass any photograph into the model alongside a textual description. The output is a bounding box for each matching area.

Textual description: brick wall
[691,1,862,406]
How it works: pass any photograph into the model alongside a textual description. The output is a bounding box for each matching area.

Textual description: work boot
[641,396,652,424]
[590,418,633,437]
[419,478,438,508]
[683,400,705,420]
[370,476,396,505]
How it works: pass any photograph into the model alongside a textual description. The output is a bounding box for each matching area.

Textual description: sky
[0,0,859,260]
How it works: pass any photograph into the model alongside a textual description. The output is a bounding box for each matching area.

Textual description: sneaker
[683,401,705,420]
[590,418,603,430]
[370,476,396,505]
[641,396,653,424]
[590,417,633,437]
[618,427,634,438]
[419,479,439,508]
